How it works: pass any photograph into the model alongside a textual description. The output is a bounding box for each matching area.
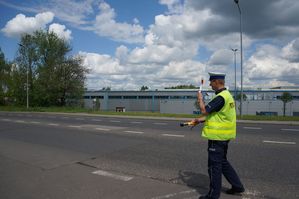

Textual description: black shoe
[198,195,209,199]
[226,187,245,195]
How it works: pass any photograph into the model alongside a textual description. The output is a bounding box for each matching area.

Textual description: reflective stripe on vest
[202,90,236,140]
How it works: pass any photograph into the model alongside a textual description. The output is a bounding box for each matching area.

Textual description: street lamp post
[18,43,29,109]
[231,48,238,100]
[234,0,243,117]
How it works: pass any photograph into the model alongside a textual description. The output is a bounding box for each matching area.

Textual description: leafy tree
[235,93,247,101]
[14,30,89,107]
[102,87,111,91]
[33,31,72,106]
[140,85,149,91]
[57,56,88,106]
[0,48,12,105]
[14,34,38,106]
[279,92,293,116]
[235,93,247,116]
[165,84,198,89]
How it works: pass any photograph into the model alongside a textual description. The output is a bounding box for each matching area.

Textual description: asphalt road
[0,112,298,199]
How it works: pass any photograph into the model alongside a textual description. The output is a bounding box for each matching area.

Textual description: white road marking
[154,122,167,125]
[92,170,133,181]
[263,140,296,145]
[1,119,12,122]
[95,128,111,131]
[244,127,262,130]
[130,121,142,124]
[29,121,41,124]
[151,190,196,199]
[75,118,84,120]
[92,119,102,122]
[68,125,82,128]
[162,134,185,138]
[281,128,299,132]
[48,123,59,126]
[124,130,144,134]
[15,120,25,123]
[110,120,121,123]
[61,117,69,119]
[242,190,262,198]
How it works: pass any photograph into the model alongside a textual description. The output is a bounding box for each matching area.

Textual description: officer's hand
[191,119,200,125]
[197,92,203,101]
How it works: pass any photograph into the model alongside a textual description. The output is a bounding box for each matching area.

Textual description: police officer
[192,72,245,199]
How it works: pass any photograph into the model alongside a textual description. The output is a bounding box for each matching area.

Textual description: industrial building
[83,88,299,116]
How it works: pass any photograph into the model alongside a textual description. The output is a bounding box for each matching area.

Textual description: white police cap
[208,72,226,81]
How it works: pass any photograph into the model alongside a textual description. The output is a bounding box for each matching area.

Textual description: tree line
[0,30,89,107]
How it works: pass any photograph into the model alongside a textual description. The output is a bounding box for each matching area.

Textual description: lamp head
[234,0,239,4]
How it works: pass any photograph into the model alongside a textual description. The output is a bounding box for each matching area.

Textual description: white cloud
[78,1,234,90]
[158,60,206,81]
[48,23,72,41]
[1,12,54,37]
[128,44,196,65]
[115,45,129,64]
[246,44,299,87]
[0,0,96,27]
[80,51,132,90]
[44,0,95,26]
[93,1,144,43]
[159,0,183,14]
[208,49,232,66]
[80,51,124,75]
[79,48,208,90]
[282,38,299,63]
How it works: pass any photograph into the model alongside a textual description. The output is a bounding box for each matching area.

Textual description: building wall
[107,99,159,112]
[160,100,197,114]
[83,89,299,116]
[237,100,299,116]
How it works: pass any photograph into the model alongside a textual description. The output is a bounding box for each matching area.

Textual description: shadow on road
[176,170,281,199]
[176,170,209,195]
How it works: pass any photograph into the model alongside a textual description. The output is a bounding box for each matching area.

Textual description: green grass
[1,106,299,121]
[91,111,194,118]
[0,106,88,113]
[238,115,299,121]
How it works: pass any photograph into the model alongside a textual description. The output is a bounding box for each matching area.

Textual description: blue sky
[1,0,299,90]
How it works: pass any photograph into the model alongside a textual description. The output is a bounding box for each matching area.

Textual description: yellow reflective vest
[202,90,236,140]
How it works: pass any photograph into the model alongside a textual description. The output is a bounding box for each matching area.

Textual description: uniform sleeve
[205,96,225,113]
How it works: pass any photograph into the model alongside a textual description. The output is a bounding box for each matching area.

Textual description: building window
[123,96,137,99]
[186,96,197,99]
[154,96,169,99]
[109,96,122,99]
[293,96,299,100]
[170,96,185,99]
[293,112,299,116]
[138,96,153,99]
[91,96,104,99]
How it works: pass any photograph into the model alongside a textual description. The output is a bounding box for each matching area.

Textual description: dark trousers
[207,140,244,199]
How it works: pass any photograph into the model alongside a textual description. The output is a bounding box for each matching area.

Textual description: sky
[1,0,299,91]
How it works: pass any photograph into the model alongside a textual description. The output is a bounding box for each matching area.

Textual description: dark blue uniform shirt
[205,88,226,114]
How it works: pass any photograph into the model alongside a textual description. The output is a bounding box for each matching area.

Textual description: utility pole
[234,0,243,117]
[231,48,238,100]
[19,43,29,109]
